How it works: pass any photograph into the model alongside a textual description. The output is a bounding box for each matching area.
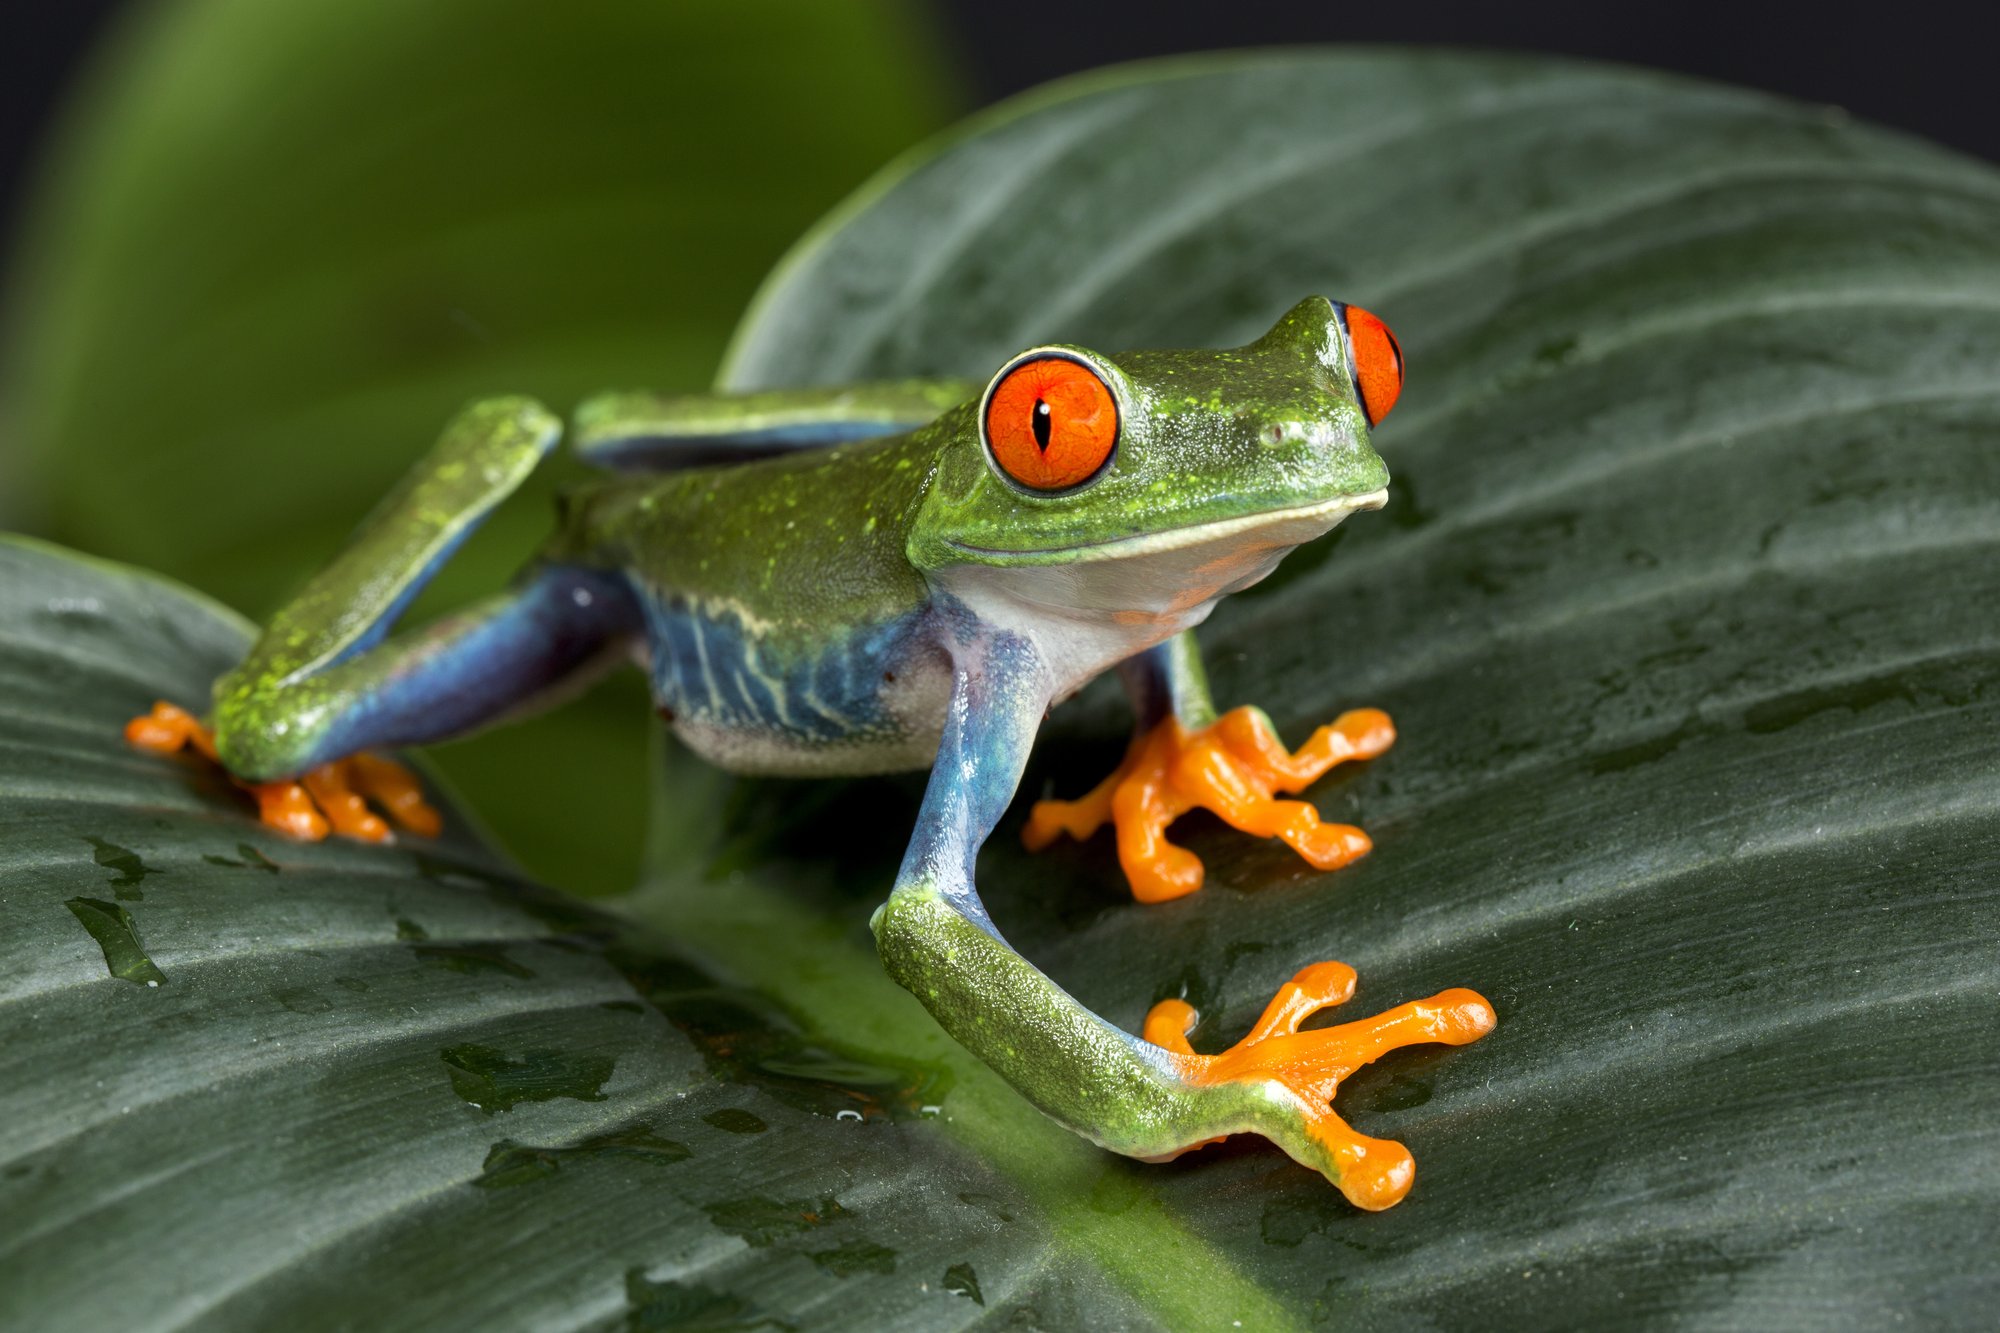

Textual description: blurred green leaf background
[0,0,959,894]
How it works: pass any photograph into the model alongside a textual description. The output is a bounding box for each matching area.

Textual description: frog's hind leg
[570,378,978,472]
[1024,630,1394,902]
[128,397,644,841]
[872,629,1493,1209]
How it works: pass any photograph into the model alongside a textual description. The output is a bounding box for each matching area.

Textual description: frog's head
[911,295,1402,636]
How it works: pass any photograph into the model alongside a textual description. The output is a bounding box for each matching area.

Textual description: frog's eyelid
[1332,305,1361,398]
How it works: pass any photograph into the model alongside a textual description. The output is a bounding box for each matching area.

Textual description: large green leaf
[0,535,1184,1329]
[6,46,2000,1330]
[698,49,2000,1323]
[0,0,954,896]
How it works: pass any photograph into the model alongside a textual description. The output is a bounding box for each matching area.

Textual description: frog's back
[547,431,954,775]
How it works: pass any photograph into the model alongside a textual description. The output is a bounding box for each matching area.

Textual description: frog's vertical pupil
[984,354,1118,490]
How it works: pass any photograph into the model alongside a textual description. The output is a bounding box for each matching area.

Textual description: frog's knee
[441,395,562,458]
[869,884,946,990]
[211,725,304,784]
[210,688,331,782]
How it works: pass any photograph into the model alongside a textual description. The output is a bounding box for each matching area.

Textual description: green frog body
[130,297,1494,1210]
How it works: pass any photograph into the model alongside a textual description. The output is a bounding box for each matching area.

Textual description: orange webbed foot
[125,700,440,843]
[1024,706,1395,903]
[1146,962,1496,1210]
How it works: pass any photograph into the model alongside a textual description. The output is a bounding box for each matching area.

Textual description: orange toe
[348,752,443,837]
[1287,819,1372,871]
[124,699,438,844]
[124,700,218,760]
[303,762,392,842]
[1146,962,1496,1210]
[1141,997,1202,1054]
[247,780,330,840]
[1026,704,1393,903]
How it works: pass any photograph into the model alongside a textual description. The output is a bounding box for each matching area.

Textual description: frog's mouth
[944,487,1389,564]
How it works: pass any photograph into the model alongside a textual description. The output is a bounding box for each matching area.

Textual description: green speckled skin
[205,297,1406,1196]
[573,378,976,457]
[549,428,937,647]
[554,293,1381,624]
[876,888,1377,1178]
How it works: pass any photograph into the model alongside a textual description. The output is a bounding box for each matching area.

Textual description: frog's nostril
[1262,421,1340,452]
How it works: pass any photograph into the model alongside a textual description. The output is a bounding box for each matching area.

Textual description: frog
[127,296,1495,1210]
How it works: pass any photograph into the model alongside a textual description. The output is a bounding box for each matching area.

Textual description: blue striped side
[642,596,930,743]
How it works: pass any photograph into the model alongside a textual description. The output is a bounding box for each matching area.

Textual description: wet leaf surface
[6,45,2000,1332]
[0,540,1114,1328]
[705,49,2000,1326]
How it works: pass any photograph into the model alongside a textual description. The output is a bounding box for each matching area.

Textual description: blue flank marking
[584,421,920,471]
[642,597,926,742]
[315,565,642,766]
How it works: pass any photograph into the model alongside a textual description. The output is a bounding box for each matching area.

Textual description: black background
[2,1,1994,258]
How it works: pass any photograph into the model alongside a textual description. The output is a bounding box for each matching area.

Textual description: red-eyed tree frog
[129,297,1495,1210]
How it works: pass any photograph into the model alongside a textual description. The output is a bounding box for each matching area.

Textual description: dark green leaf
[9,43,2000,1332]
[0,537,1127,1330]
[696,50,2000,1325]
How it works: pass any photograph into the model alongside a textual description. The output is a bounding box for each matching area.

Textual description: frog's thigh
[215,564,642,779]
[571,378,978,471]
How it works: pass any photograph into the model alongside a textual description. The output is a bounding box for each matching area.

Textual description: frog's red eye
[1342,305,1404,426]
[983,355,1119,491]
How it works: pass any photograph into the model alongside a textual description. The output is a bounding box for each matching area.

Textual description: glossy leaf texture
[0,536,1167,1330]
[702,51,2000,1324]
[0,0,955,895]
[5,46,2000,1333]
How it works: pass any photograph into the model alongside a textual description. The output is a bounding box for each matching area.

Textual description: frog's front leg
[128,398,643,840]
[873,630,1493,1208]
[1024,630,1395,902]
